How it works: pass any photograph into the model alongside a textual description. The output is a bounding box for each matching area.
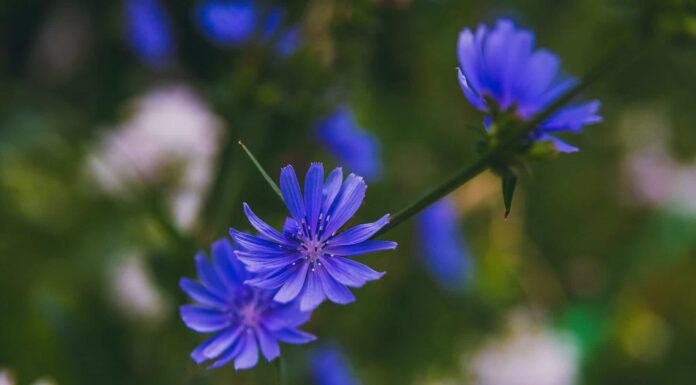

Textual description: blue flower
[195,0,258,46]
[124,0,175,68]
[196,0,300,55]
[276,26,301,57]
[417,198,472,291]
[311,345,362,385]
[229,163,397,311]
[457,19,602,153]
[180,239,316,370]
[316,107,382,181]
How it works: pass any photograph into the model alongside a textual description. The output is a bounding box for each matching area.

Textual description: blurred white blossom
[89,85,224,230]
[109,254,167,322]
[0,371,14,385]
[468,311,580,385]
[618,104,696,214]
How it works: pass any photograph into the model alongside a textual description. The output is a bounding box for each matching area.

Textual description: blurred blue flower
[180,239,316,370]
[316,107,382,181]
[457,19,602,153]
[229,163,397,311]
[196,0,300,55]
[125,0,175,68]
[276,26,301,56]
[417,198,472,291]
[196,0,257,46]
[311,345,362,385]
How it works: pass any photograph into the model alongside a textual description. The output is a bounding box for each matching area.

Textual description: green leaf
[502,174,518,218]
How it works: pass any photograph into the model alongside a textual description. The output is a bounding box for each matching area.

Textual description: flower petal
[244,267,296,289]
[180,305,230,332]
[322,174,367,238]
[322,256,384,287]
[317,269,355,305]
[304,162,324,235]
[326,240,397,256]
[234,331,260,370]
[541,100,602,133]
[321,167,344,216]
[195,251,226,295]
[273,263,309,303]
[179,278,228,308]
[327,214,390,247]
[275,328,317,344]
[202,324,245,359]
[263,304,311,330]
[280,165,306,222]
[229,228,293,254]
[212,239,247,289]
[256,326,281,361]
[242,203,294,246]
[235,251,301,272]
[299,269,326,311]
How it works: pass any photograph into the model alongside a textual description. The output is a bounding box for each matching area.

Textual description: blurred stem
[373,157,490,238]
[275,356,286,385]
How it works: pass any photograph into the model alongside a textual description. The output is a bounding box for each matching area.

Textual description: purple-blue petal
[317,270,356,305]
[180,305,231,333]
[325,240,398,256]
[304,162,325,235]
[180,278,228,308]
[274,328,317,344]
[256,326,281,361]
[327,214,390,247]
[299,269,326,311]
[273,263,309,303]
[233,331,259,370]
[280,165,307,222]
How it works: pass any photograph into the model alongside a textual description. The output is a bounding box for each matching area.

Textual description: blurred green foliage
[2,0,696,384]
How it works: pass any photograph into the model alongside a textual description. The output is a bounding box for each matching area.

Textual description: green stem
[239,140,283,201]
[373,156,490,238]
[275,356,287,385]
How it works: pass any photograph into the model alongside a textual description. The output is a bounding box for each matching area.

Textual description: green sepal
[502,173,518,218]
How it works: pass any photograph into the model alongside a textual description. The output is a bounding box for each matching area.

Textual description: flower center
[300,238,325,262]
[239,303,260,326]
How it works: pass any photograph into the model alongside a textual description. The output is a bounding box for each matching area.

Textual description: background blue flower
[180,239,315,370]
[311,344,362,385]
[125,0,175,68]
[457,19,602,152]
[417,198,473,291]
[316,107,382,181]
[196,0,300,55]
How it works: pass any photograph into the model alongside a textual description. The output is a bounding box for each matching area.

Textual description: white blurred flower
[468,312,580,385]
[0,371,14,385]
[109,254,167,322]
[624,145,677,207]
[89,84,224,230]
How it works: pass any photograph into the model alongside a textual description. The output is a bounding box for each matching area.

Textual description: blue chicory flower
[316,107,382,181]
[180,239,316,370]
[229,163,397,311]
[417,198,472,291]
[195,0,258,46]
[195,0,300,55]
[125,0,175,68]
[457,19,602,153]
[311,345,362,385]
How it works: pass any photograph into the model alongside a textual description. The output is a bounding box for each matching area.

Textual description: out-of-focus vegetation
[1,1,696,384]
